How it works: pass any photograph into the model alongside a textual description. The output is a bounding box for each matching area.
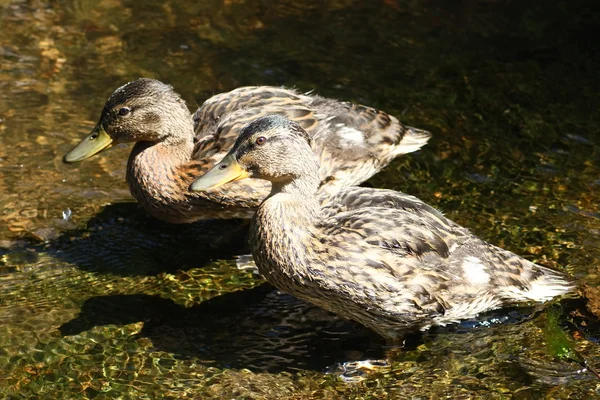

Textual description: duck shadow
[59,283,387,373]
[41,202,252,276]
[57,279,566,374]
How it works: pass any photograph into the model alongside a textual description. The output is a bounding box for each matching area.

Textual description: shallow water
[1,0,599,398]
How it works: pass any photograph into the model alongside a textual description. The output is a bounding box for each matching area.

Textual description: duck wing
[191,87,431,190]
[318,188,460,271]
[307,97,431,191]
[192,87,316,159]
[313,187,573,327]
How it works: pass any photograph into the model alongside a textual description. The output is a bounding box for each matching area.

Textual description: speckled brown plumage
[64,79,431,223]
[191,115,575,339]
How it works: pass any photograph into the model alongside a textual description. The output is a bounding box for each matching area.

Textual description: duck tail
[390,124,432,157]
[526,267,575,302]
[499,259,575,303]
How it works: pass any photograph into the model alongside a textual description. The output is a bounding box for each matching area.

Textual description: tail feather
[499,262,575,303]
[391,125,432,156]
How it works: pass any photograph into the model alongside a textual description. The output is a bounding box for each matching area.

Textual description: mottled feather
[67,79,431,223]
[197,115,575,339]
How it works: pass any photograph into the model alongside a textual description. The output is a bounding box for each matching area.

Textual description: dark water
[1,0,599,398]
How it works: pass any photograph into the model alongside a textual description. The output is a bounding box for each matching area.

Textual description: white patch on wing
[337,124,365,146]
[448,242,459,253]
[462,256,490,286]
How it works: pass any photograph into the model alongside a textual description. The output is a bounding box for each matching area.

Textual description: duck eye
[118,107,131,116]
[255,136,267,146]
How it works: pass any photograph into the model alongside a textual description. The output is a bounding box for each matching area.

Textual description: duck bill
[190,154,249,191]
[63,125,114,163]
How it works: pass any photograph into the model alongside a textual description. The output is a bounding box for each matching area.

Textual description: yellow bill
[63,125,113,163]
[190,153,250,191]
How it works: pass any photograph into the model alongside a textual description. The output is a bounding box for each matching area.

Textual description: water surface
[1,0,599,398]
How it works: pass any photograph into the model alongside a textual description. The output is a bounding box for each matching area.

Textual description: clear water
[1,0,599,398]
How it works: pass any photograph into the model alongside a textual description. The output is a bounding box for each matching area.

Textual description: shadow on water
[40,202,252,276]
[57,281,582,375]
[58,283,386,373]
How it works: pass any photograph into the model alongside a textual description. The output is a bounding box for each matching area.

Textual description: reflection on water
[1,0,599,398]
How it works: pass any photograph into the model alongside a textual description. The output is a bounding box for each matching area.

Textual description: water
[1,0,599,398]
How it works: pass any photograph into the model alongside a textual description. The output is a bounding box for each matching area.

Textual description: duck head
[190,115,315,191]
[63,78,191,163]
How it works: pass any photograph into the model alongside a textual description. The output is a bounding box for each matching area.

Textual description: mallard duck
[190,115,574,339]
[63,78,431,223]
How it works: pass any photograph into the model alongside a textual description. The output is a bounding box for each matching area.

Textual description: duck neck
[251,164,322,281]
[268,157,322,218]
[126,135,195,202]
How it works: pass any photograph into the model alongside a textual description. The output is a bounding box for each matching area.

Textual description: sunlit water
[1,0,599,398]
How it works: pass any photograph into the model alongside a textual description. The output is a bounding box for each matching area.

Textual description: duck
[63,78,431,223]
[190,115,575,339]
